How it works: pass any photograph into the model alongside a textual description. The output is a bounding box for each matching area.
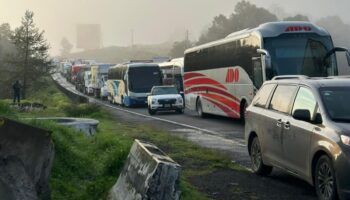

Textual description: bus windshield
[128,67,162,93]
[264,33,337,80]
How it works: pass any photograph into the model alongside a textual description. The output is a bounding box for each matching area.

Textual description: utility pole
[185,29,190,50]
[185,29,189,42]
[131,29,134,48]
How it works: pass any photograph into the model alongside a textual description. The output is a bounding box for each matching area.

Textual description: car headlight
[151,99,156,104]
[341,135,350,146]
[177,97,183,103]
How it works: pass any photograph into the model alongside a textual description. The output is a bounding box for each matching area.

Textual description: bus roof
[109,63,159,69]
[185,21,330,54]
[159,57,184,68]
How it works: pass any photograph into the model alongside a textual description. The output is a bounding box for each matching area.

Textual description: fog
[1,0,350,55]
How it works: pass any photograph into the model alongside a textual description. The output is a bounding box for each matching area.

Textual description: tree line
[170,0,350,61]
[0,10,52,99]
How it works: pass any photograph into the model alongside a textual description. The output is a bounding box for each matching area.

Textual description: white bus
[158,58,184,92]
[184,21,350,120]
[106,62,162,107]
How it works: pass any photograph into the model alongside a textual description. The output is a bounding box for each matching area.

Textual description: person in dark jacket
[13,80,21,105]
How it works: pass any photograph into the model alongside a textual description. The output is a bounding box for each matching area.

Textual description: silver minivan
[245,76,350,200]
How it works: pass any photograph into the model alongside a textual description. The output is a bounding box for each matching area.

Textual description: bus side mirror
[346,50,350,67]
[324,47,350,67]
[257,49,271,69]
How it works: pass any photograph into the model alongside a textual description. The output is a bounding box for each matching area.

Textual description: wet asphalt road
[52,74,318,200]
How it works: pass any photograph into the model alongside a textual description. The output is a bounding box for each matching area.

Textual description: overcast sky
[1,0,349,55]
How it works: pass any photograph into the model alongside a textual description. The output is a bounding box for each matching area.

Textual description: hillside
[67,42,172,63]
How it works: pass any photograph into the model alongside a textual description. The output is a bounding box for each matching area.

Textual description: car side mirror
[293,109,311,122]
[313,113,323,124]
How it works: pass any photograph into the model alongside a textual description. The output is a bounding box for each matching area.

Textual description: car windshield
[264,33,337,80]
[152,87,178,95]
[320,87,350,122]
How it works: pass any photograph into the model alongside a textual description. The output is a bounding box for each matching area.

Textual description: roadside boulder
[0,117,54,200]
[108,139,181,200]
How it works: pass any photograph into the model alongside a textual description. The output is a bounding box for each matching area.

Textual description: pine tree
[12,10,52,99]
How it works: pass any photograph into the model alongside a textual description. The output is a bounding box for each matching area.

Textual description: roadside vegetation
[0,79,248,200]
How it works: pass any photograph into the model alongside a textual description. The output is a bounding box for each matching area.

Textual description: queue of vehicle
[55,21,350,200]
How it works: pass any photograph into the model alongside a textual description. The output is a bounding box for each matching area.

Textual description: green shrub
[29,120,131,200]
[62,103,101,117]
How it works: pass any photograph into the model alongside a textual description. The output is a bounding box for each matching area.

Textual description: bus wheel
[121,96,125,107]
[196,99,205,118]
[240,101,247,123]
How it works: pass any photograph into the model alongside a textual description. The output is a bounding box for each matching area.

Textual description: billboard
[76,24,102,50]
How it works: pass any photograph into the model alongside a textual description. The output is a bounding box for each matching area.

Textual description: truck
[90,64,113,98]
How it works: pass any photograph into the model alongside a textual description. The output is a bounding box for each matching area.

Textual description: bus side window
[252,57,263,89]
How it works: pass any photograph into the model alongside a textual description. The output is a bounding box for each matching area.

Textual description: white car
[147,86,184,115]
[100,83,109,100]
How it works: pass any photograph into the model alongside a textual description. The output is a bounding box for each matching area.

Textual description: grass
[0,78,245,200]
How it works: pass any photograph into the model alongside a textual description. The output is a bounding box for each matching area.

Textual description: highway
[52,73,250,167]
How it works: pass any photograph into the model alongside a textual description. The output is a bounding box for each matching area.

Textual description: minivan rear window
[253,84,276,108]
[269,85,297,114]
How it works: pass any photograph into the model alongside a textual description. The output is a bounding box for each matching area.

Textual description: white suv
[147,86,184,115]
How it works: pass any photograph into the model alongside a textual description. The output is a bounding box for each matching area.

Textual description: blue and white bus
[107,62,162,107]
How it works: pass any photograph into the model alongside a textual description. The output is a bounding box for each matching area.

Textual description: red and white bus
[184,21,350,120]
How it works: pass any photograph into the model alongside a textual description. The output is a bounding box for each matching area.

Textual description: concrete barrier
[33,117,99,136]
[0,117,54,200]
[52,73,88,103]
[109,139,181,200]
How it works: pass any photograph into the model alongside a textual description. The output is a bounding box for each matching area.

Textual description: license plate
[164,104,171,108]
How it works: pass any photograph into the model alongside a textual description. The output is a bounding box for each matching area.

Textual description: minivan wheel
[250,137,273,176]
[315,155,338,200]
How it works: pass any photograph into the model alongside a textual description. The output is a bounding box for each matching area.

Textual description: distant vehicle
[71,64,90,92]
[60,62,72,79]
[183,21,350,121]
[159,58,184,92]
[99,76,109,100]
[147,85,184,115]
[83,71,93,95]
[91,64,113,98]
[245,75,350,200]
[106,62,162,107]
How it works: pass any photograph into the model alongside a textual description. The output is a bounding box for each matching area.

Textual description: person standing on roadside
[12,80,21,105]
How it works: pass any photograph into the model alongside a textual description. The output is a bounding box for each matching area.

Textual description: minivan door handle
[276,119,282,127]
[284,121,290,129]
